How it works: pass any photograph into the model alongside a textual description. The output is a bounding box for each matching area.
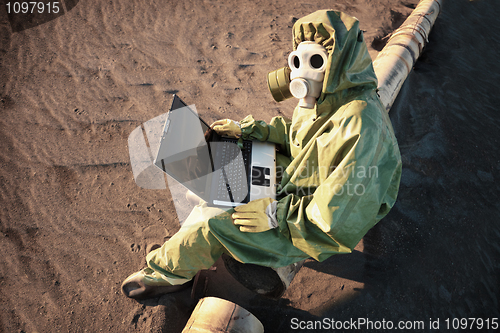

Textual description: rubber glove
[232,198,278,233]
[211,119,242,138]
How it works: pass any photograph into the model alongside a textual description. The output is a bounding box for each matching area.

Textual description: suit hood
[292,10,378,100]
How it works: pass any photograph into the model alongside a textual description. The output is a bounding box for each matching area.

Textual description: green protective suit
[146,10,402,282]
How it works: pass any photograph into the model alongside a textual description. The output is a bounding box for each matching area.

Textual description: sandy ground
[1,0,499,332]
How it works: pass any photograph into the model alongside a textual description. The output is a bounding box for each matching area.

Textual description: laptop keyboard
[214,139,252,203]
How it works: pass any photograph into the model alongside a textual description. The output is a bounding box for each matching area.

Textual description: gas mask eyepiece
[267,41,328,108]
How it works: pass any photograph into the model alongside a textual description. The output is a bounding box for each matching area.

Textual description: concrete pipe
[373,0,443,112]
[182,297,264,333]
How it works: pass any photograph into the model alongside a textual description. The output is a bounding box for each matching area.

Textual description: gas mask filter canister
[267,41,328,108]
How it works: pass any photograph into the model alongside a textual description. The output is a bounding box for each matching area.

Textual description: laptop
[154,95,276,208]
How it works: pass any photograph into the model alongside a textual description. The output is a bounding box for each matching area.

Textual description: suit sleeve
[239,115,292,157]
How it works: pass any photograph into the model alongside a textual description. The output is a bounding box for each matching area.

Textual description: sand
[1,0,499,332]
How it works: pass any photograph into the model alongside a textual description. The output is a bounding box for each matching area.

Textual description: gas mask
[267,41,328,108]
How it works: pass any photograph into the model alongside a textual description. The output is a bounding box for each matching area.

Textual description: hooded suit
[145,10,402,281]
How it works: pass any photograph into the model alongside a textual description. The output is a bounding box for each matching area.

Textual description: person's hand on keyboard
[210,119,242,138]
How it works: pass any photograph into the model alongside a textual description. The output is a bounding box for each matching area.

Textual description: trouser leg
[146,204,310,281]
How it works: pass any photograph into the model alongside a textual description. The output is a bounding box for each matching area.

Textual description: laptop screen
[155,98,214,200]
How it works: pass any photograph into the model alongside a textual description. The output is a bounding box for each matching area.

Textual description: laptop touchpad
[251,166,270,187]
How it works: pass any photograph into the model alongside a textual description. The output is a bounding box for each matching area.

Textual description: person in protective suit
[121,10,402,300]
